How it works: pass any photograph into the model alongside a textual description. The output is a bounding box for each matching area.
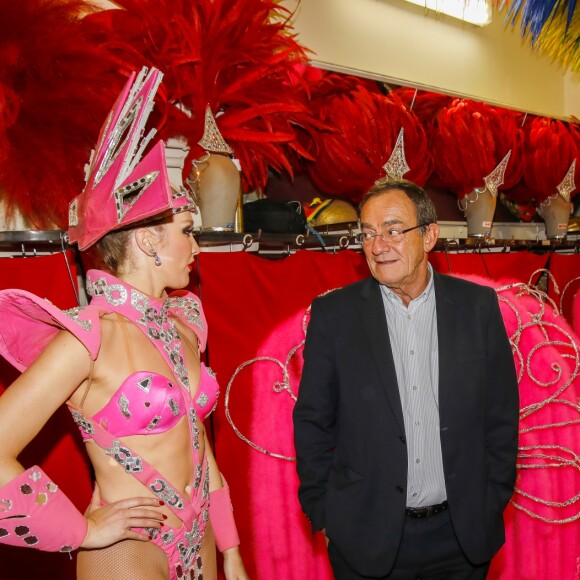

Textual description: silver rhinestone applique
[63,308,92,332]
[202,466,210,500]
[105,440,143,473]
[162,530,175,545]
[195,392,208,408]
[70,410,95,435]
[60,545,73,553]
[168,398,180,416]
[0,499,12,512]
[68,199,79,227]
[193,465,202,490]
[20,485,33,495]
[189,410,200,451]
[104,284,128,307]
[206,367,216,378]
[149,479,184,510]
[118,394,131,418]
[114,171,159,222]
[29,471,41,482]
[137,376,152,393]
[164,297,204,332]
[146,416,162,431]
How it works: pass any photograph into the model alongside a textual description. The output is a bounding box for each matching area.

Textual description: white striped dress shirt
[380,265,447,508]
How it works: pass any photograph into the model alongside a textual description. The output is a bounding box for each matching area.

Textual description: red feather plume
[522,117,579,204]
[85,0,318,194]
[0,0,130,228]
[304,73,433,203]
[428,99,524,199]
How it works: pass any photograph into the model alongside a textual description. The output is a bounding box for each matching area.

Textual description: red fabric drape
[429,250,549,281]
[547,253,580,332]
[0,253,92,580]
[195,250,368,580]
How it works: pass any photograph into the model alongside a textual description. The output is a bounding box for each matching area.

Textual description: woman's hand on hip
[81,482,166,549]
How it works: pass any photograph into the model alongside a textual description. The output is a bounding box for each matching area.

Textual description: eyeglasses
[356,222,431,245]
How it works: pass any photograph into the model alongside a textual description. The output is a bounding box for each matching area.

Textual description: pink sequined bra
[72,364,218,442]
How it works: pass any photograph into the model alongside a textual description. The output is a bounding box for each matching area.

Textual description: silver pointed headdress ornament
[198,105,233,155]
[482,150,512,198]
[556,159,576,202]
[382,128,410,181]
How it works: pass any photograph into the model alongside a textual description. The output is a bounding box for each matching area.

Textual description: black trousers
[328,510,490,580]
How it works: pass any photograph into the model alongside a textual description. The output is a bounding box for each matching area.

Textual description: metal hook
[242,233,254,251]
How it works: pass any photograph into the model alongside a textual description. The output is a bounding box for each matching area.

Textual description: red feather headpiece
[86,0,317,194]
[428,99,524,199]
[523,117,579,205]
[0,0,129,228]
[304,73,433,203]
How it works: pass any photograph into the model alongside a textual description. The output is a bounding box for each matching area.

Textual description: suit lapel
[358,278,405,433]
[434,272,457,411]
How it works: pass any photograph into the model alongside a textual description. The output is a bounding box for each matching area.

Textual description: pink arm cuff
[209,478,240,552]
[0,466,87,553]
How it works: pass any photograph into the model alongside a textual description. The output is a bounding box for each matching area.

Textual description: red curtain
[0,253,92,580]
[196,250,368,580]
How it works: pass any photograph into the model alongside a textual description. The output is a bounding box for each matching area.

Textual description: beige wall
[282,0,579,119]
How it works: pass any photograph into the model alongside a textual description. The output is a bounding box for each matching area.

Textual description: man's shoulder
[314,276,374,306]
[434,271,496,299]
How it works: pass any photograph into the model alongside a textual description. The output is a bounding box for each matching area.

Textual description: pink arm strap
[209,477,240,552]
[0,466,87,553]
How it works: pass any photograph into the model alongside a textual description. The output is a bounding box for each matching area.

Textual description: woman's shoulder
[0,289,105,372]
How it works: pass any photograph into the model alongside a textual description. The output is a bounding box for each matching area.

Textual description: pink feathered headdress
[67,67,195,250]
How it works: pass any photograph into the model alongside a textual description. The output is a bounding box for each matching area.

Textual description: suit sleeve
[293,298,339,532]
[485,288,520,509]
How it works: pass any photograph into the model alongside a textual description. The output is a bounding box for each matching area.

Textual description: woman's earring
[151,248,162,266]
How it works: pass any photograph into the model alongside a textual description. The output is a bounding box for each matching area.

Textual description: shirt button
[396,485,404,493]
[407,315,412,320]
[412,492,418,497]
[415,421,421,426]
[399,436,406,444]
[416,458,421,464]
[410,350,415,355]
[412,385,418,391]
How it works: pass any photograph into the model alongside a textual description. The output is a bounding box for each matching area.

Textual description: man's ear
[423,223,439,252]
[134,227,157,256]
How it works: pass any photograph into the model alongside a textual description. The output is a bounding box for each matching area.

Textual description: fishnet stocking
[77,539,169,579]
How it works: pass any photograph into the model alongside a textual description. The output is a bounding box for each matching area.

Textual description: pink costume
[0,268,223,579]
[0,66,238,579]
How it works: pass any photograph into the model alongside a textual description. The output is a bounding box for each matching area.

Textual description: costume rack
[1,222,580,256]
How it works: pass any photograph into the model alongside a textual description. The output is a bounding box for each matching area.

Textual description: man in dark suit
[293,180,519,579]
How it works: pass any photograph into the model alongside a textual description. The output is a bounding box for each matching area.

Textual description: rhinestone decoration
[93,99,140,188]
[63,308,92,332]
[195,392,208,408]
[382,128,410,181]
[137,376,152,393]
[105,440,143,473]
[0,499,13,512]
[556,159,576,202]
[14,526,29,536]
[483,150,511,198]
[114,171,160,222]
[70,410,95,437]
[20,485,33,495]
[60,545,74,553]
[68,199,79,227]
[0,529,8,538]
[29,471,41,482]
[35,493,47,506]
[169,398,180,416]
[149,479,185,510]
[118,394,131,418]
[146,416,162,430]
[197,105,233,155]
[162,530,175,545]
[193,465,202,490]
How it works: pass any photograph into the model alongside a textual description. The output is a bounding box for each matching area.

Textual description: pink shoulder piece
[0,290,101,372]
[166,289,208,352]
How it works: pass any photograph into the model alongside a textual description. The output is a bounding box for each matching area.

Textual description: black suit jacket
[293,272,519,577]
